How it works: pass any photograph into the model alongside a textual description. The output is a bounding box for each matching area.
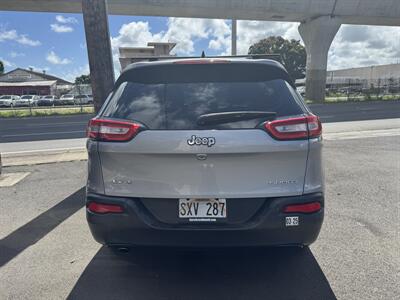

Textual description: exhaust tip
[117,247,130,253]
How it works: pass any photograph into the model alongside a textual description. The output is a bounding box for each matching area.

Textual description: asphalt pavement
[0,100,399,143]
[0,133,399,299]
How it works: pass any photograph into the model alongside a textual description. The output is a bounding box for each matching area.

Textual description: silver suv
[86,58,324,248]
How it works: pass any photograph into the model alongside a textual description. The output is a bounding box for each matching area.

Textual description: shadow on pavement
[68,245,336,300]
[0,187,85,267]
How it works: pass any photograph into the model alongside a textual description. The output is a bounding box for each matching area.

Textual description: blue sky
[1,11,399,82]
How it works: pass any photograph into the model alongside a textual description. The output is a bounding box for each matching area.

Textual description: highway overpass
[1,0,399,108]
[2,0,400,26]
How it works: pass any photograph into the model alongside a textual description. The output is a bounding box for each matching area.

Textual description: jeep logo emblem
[187,135,216,147]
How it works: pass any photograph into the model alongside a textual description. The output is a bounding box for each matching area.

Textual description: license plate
[179,198,226,221]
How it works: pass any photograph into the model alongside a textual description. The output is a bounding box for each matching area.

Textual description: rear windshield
[102,79,304,130]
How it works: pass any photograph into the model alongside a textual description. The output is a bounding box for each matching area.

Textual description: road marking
[2,130,85,137]
[0,172,30,187]
[2,121,88,130]
[3,147,85,155]
[324,128,400,140]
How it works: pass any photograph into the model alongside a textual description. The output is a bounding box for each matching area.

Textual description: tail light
[283,202,321,214]
[87,118,142,142]
[264,115,322,140]
[87,202,124,214]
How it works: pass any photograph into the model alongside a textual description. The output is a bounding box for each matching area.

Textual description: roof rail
[130,53,281,62]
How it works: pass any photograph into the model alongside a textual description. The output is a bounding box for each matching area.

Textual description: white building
[119,42,176,70]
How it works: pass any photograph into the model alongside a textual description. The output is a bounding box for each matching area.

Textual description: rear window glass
[102,79,304,130]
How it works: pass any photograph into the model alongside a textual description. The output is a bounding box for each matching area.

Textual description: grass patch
[0,106,94,118]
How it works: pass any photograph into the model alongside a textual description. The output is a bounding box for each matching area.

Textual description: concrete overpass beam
[82,0,115,113]
[299,16,341,103]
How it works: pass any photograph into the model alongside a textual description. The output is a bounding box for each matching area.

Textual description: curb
[2,148,87,167]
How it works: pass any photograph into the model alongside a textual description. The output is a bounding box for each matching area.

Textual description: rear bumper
[86,192,324,247]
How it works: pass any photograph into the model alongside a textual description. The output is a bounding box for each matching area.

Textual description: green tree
[75,74,91,84]
[0,60,4,74]
[248,36,306,80]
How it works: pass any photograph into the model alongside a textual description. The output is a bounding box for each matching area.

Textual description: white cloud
[110,21,164,75]
[196,20,300,55]
[163,18,226,54]
[55,15,78,24]
[0,29,17,41]
[110,18,232,75]
[50,15,78,33]
[0,57,15,68]
[110,18,399,76]
[110,18,301,68]
[0,28,41,46]
[235,20,300,55]
[50,23,74,33]
[9,51,25,58]
[17,34,42,46]
[46,51,72,65]
[62,64,90,82]
[328,25,400,70]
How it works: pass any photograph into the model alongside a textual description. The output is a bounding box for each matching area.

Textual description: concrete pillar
[82,0,115,113]
[298,16,341,103]
[231,19,237,56]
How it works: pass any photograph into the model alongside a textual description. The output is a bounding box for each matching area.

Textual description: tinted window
[102,79,304,130]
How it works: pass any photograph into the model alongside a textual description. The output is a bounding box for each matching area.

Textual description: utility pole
[231,19,237,56]
[82,0,115,113]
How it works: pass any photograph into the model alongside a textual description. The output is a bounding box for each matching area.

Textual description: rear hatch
[93,60,311,200]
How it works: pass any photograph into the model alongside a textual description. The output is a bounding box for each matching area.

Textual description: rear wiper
[197,111,276,126]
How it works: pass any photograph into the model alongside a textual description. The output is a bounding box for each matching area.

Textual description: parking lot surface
[0,135,399,300]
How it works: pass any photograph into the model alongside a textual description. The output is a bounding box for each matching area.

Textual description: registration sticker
[285,216,299,226]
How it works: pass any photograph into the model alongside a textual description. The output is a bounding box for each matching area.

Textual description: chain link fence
[0,84,94,117]
[324,77,400,102]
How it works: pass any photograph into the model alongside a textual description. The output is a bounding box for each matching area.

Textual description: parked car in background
[55,94,75,105]
[297,86,306,96]
[14,95,40,107]
[74,94,91,105]
[37,95,56,106]
[0,95,20,107]
[55,94,93,106]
